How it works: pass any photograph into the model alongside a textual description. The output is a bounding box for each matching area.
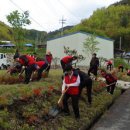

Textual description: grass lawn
[0,69,123,130]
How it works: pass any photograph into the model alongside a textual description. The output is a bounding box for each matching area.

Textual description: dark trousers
[60,60,66,72]
[107,64,112,71]
[127,73,130,76]
[118,66,124,72]
[88,66,98,76]
[79,78,92,104]
[24,64,36,84]
[107,83,116,94]
[37,63,48,80]
[63,93,80,118]
[46,64,50,73]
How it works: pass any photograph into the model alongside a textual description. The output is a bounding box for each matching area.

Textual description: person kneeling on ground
[100,70,117,95]
[62,64,80,119]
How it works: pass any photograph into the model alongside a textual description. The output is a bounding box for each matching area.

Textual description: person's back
[75,68,92,105]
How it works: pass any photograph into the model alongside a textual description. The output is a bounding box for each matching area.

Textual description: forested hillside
[64,5,130,50]
[25,29,47,43]
[0,21,13,41]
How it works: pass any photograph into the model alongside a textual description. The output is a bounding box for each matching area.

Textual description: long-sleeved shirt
[62,71,80,95]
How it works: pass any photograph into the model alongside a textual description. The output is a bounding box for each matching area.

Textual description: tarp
[24,43,33,47]
[0,43,15,47]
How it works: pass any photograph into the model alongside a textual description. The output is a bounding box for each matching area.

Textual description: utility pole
[119,36,122,50]
[35,32,38,53]
[59,16,66,36]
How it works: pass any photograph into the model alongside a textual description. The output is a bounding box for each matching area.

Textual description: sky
[0,0,120,32]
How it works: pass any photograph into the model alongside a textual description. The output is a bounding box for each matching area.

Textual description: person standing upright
[44,51,53,76]
[88,53,99,79]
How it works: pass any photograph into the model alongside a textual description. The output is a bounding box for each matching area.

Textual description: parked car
[0,53,9,69]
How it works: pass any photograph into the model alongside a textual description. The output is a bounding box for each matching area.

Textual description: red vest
[128,70,130,74]
[107,60,112,65]
[105,73,117,84]
[62,56,73,64]
[46,54,52,64]
[64,74,79,95]
[36,61,46,68]
[19,55,35,66]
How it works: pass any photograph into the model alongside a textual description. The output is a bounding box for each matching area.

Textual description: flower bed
[0,70,122,130]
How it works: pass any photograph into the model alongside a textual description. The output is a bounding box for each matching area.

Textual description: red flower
[49,86,54,91]
[33,88,41,96]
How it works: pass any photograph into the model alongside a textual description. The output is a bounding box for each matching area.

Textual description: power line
[9,0,48,31]
[57,0,81,22]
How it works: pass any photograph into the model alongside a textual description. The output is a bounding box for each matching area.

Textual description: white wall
[47,32,114,66]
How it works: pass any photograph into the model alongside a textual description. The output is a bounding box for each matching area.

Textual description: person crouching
[101,70,117,95]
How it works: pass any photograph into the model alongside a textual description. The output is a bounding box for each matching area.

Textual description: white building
[47,31,114,66]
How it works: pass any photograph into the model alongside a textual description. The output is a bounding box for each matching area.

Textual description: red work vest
[46,54,52,64]
[62,56,73,64]
[64,74,79,95]
[36,61,46,68]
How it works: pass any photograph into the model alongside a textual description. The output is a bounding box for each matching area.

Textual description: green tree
[83,34,99,59]
[6,10,31,49]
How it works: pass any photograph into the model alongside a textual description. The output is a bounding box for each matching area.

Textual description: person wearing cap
[62,64,80,119]
[60,55,77,72]
[100,70,117,95]
[14,55,37,84]
[44,51,53,76]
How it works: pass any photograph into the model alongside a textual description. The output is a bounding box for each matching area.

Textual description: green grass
[0,69,122,130]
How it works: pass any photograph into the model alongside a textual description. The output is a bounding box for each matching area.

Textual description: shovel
[43,106,61,121]
[57,87,70,108]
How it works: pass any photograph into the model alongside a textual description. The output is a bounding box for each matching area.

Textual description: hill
[47,26,74,39]
[0,21,13,41]
[63,4,130,51]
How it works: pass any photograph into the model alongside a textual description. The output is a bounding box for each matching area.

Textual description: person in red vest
[118,64,124,72]
[62,64,80,119]
[35,60,48,80]
[44,51,53,75]
[14,55,37,84]
[60,55,77,72]
[106,59,113,71]
[100,70,117,95]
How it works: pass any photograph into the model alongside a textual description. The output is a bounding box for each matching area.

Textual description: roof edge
[47,31,114,42]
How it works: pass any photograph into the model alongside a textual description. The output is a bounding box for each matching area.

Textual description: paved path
[90,88,130,130]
